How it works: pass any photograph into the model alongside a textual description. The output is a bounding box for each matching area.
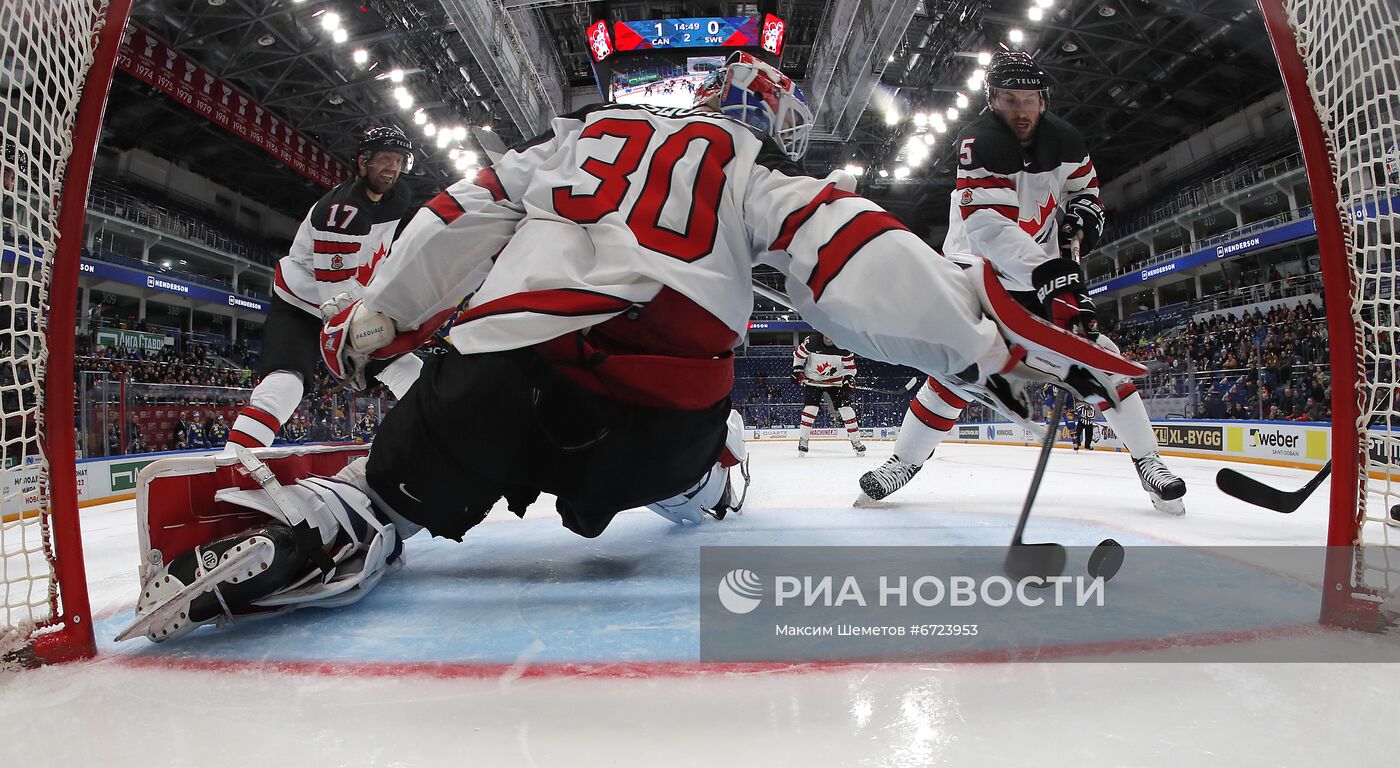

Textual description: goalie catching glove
[320,299,421,391]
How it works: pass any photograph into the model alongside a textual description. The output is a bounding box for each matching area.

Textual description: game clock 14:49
[612,17,760,50]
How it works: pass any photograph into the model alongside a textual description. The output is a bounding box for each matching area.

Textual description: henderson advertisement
[1087,194,1399,298]
[116,25,350,189]
[3,246,270,314]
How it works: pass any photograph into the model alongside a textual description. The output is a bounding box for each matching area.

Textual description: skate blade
[1150,495,1186,516]
[852,492,890,508]
[114,539,274,642]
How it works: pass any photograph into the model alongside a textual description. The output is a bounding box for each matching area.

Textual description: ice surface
[4,441,1398,766]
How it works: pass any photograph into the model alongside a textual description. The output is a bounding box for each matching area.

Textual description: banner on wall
[116,25,350,189]
[95,326,171,354]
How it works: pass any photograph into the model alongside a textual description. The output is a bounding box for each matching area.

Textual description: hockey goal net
[0,0,132,665]
[1261,0,1400,628]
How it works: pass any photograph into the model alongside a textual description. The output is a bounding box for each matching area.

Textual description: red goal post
[0,0,134,666]
[1259,0,1400,628]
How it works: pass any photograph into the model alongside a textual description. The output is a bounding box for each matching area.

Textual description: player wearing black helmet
[861,50,1187,514]
[225,126,421,451]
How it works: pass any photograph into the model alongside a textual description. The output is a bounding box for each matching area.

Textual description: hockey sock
[799,404,819,442]
[839,406,861,444]
[1100,386,1159,458]
[892,376,969,464]
[228,370,304,449]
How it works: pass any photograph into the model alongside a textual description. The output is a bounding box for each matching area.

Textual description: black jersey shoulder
[956,111,1090,174]
[309,178,412,234]
[1029,112,1089,167]
[954,113,1025,175]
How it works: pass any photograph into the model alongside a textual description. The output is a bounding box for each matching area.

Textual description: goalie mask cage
[1261,0,1400,629]
[0,0,133,665]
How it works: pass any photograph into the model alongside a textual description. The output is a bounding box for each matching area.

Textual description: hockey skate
[1134,452,1187,515]
[856,455,921,505]
[797,438,809,457]
[852,441,867,456]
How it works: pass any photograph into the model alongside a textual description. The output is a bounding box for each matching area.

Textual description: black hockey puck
[1391,504,1400,522]
[1087,538,1124,581]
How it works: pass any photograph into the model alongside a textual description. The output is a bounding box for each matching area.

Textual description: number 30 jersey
[367,102,1001,379]
[274,178,413,316]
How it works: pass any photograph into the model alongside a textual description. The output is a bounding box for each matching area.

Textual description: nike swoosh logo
[398,483,422,503]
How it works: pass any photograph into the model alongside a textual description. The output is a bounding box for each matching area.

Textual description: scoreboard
[587,14,787,61]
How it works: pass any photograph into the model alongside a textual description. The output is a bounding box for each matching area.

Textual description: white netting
[1283,0,1400,608]
[0,1,111,654]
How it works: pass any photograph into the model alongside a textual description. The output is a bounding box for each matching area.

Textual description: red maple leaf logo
[355,243,388,286]
[1018,192,1058,239]
[817,362,834,375]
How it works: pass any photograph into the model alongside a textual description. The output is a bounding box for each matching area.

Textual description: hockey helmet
[695,51,812,160]
[358,126,414,172]
[983,50,1049,106]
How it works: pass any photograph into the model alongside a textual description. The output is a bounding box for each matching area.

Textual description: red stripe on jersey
[474,167,506,201]
[456,288,632,324]
[959,204,1019,221]
[1068,161,1096,181]
[769,183,862,252]
[955,176,1015,190]
[808,210,907,302]
[909,398,956,432]
[426,191,467,224]
[227,430,266,449]
[313,240,360,255]
[928,377,971,409]
[238,406,282,433]
[314,267,358,282]
[274,263,317,306]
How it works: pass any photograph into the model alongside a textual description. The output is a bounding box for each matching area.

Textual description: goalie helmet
[984,50,1049,105]
[358,126,415,172]
[695,51,812,160]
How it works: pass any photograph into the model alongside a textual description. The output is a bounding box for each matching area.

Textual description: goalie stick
[1215,460,1331,514]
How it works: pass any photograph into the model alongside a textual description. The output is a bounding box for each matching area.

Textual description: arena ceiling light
[913,112,928,128]
[413,109,427,125]
[967,68,986,90]
[955,93,969,109]
[423,123,436,137]
[844,164,864,176]
[946,107,960,121]
[977,51,992,66]
[435,131,452,149]
[1028,6,1044,21]
[884,109,899,126]
[320,12,341,32]
[1035,0,1054,7]
[388,69,405,83]
[353,49,369,65]
[893,167,910,180]
[452,126,467,141]
[332,28,348,44]
[1009,28,1025,44]
[877,169,889,178]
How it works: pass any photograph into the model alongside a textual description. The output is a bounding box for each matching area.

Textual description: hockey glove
[319,291,356,323]
[1032,257,1096,335]
[1060,196,1104,258]
[791,367,805,386]
[320,300,397,391]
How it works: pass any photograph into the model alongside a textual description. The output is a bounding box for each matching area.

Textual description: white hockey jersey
[366,102,1000,391]
[943,111,1101,292]
[793,336,855,387]
[274,178,413,315]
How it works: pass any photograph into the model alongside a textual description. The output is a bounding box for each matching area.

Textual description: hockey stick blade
[1215,460,1331,514]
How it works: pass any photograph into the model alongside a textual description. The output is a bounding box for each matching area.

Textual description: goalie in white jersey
[117,52,1149,642]
[859,50,1187,514]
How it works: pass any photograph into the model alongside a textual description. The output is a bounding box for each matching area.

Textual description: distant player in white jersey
[792,334,865,456]
[859,50,1186,514]
[118,52,1149,642]
[225,127,423,450]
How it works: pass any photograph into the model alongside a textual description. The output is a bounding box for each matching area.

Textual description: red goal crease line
[103,622,1325,680]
